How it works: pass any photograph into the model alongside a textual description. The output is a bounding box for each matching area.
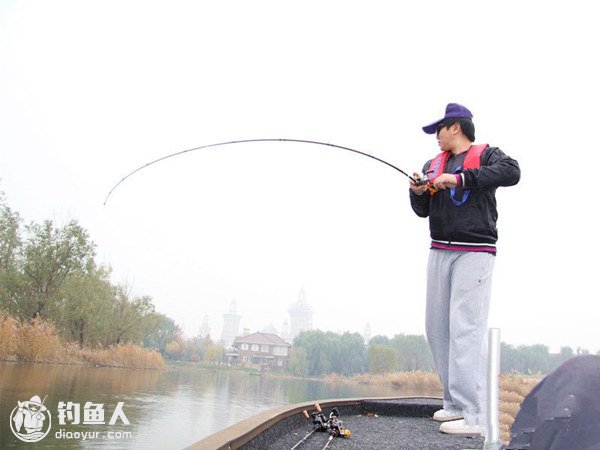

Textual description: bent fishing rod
[103,138,424,205]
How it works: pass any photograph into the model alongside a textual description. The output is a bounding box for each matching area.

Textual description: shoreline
[0,357,164,370]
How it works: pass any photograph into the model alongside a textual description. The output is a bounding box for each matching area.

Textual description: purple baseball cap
[422,103,473,134]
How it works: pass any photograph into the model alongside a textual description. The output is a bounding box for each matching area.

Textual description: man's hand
[409,172,429,195]
[432,173,458,190]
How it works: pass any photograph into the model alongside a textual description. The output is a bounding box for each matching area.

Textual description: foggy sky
[1,1,598,353]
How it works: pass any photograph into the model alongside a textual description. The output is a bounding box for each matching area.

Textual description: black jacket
[409,146,520,245]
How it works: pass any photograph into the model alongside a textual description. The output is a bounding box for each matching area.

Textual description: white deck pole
[484,327,502,449]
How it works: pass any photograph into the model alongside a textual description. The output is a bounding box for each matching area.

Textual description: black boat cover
[507,355,600,450]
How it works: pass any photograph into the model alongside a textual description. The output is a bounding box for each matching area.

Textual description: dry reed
[327,370,442,392]
[17,317,64,362]
[498,373,541,443]
[0,312,19,359]
[0,312,164,369]
[73,343,164,369]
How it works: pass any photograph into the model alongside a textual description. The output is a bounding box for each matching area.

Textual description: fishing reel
[308,411,328,432]
[302,404,351,437]
[413,171,438,195]
[413,174,431,186]
[327,415,352,438]
[295,404,352,450]
[303,404,327,432]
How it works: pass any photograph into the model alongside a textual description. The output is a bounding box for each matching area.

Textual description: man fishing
[409,103,520,435]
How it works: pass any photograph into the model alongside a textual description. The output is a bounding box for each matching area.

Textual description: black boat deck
[244,398,485,450]
[188,397,487,450]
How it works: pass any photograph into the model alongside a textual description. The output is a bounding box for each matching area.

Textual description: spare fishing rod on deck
[103,138,433,205]
[290,403,351,450]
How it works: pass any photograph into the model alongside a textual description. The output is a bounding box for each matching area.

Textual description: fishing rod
[319,406,351,450]
[290,403,351,450]
[290,403,327,450]
[322,434,335,450]
[291,403,327,449]
[103,138,424,205]
[290,428,317,450]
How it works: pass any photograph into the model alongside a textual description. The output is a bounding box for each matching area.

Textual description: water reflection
[0,362,434,449]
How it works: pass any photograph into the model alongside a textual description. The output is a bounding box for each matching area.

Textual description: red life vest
[427,144,488,204]
[428,144,488,181]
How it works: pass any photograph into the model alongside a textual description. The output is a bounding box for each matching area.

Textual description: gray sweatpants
[426,249,495,427]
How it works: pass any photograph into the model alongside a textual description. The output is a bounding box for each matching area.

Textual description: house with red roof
[226,332,291,371]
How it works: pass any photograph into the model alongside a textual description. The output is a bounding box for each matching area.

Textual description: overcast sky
[1,1,598,353]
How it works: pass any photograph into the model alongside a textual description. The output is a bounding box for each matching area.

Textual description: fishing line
[103,138,417,205]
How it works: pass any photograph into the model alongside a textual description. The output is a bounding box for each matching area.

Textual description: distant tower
[221,299,241,348]
[363,323,372,346]
[288,288,313,341]
[199,314,210,339]
[281,320,290,343]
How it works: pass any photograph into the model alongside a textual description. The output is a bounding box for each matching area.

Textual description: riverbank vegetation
[289,329,591,378]
[1,312,164,368]
[0,190,234,368]
[0,191,176,368]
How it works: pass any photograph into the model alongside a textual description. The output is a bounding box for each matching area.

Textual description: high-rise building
[288,288,313,340]
[281,320,290,343]
[221,299,241,348]
[199,314,210,339]
[363,323,372,346]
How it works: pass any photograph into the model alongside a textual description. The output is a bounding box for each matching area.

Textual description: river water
[0,362,427,449]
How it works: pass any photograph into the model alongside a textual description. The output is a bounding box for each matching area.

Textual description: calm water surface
[0,362,427,449]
